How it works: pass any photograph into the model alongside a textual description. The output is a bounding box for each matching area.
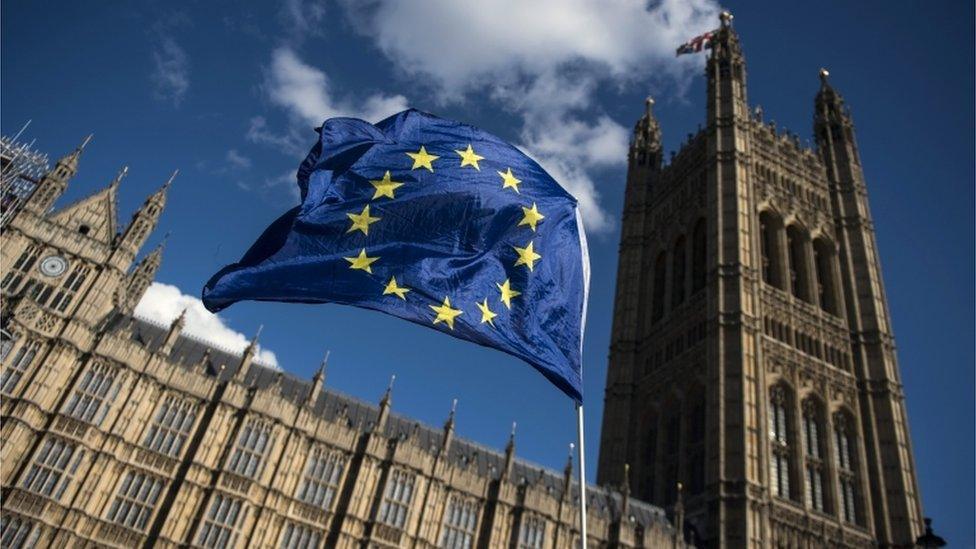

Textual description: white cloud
[135,282,279,367]
[225,149,252,170]
[266,47,408,126]
[338,0,722,232]
[151,35,190,106]
[279,0,328,43]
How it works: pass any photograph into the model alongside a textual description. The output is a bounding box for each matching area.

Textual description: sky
[2,0,973,544]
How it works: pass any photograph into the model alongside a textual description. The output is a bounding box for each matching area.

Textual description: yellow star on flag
[407,146,439,171]
[518,202,545,232]
[430,296,463,330]
[383,276,410,299]
[345,248,379,273]
[476,298,498,327]
[369,171,404,200]
[513,241,541,271]
[346,204,381,235]
[455,144,485,170]
[496,278,521,309]
[497,168,521,193]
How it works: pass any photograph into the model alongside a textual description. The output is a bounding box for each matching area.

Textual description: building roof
[114,315,673,529]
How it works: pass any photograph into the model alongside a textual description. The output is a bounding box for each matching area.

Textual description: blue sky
[3,0,972,543]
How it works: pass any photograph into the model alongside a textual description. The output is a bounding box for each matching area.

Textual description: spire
[621,463,631,516]
[161,308,187,355]
[630,96,662,168]
[502,421,516,480]
[376,374,395,432]
[118,241,165,314]
[673,482,685,544]
[441,398,458,453]
[235,325,262,383]
[562,443,574,501]
[119,170,175,253]
[28,134,93,213]
[110,165,129,189]
[707,9,748,123]
[306,350,329,406]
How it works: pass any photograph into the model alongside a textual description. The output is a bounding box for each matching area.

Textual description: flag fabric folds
[202,109,589,402]
[676,30,716,56]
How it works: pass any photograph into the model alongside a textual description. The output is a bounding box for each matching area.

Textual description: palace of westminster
[0,13,940,549]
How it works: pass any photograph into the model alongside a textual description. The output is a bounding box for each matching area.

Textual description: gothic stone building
[0,142,686,545]
[597,13,924,549]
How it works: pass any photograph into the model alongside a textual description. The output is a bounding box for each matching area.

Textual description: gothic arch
[785,224,813,302]
[651,250,667,323]
[671,235,687,307]
[759,210,786,290]
[800,395,830,513]
[812,236,839,315]
[691,218,707,293]
[768,382,796,501]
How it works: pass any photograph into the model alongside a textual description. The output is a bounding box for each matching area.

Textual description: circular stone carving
[39,255,68,278]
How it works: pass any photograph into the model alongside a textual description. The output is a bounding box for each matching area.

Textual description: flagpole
[576,402,588,548]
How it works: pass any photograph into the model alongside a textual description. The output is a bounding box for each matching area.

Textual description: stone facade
[0,138,684,546]
[596,13,924,549]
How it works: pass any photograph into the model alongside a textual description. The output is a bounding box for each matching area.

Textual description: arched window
[663,406,681,504]
[768,384,793,500]
[802,398,828,512]
[671,236,686,308]
[691,219,707,293]
[833,411,860,524]
[759,212,784,289]
[651,252,667,322]
[786,226,811,302]
[813,238,838,315]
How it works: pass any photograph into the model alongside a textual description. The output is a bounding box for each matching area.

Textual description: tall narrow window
[517,515,546,549]
[834,412,860,524]
[0,245,39,293]
[651,252,667,322]
[378,469,416,530]
[663,411,681,504]
[813,238,838,315]
[787,226,810,302]
[21,436,84,500]
[802,399,827,512]
[759,212,784,289]
[768,385,792,500]
[198,494,248,549]
[0,514,40,548]
[1,340,39,395]
[143,395,197,457]
[105,470,164,531]
[440,494,479,549]
[47,264,89,312]
[691,219,707,292]
[279,521,322,549]
[0,330,15,361]
[62,362,119,426]
[227,419,274,479]
[671,236,686,307]
[296,447,345,510]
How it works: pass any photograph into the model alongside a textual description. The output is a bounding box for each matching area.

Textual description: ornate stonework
[597,13,924,548]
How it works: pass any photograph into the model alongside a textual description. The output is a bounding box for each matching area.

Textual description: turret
[441,398,457,454]
[118,242,164,314]
[306,352,328,406]
[501,422,516,481]
[27,134,91,214]
[376,374,394,432]
[234,325,262,383]
[706,11,748,124]
[561,444,574,502]
[119,170,175,253]
[160,308,186,355]
[630,97,662,170]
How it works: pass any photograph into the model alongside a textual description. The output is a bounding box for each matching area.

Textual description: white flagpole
[576,402,588,548]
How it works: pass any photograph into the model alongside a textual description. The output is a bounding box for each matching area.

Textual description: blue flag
[202,109,589,401]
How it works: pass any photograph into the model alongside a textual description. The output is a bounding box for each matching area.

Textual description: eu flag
[202,110,589,401]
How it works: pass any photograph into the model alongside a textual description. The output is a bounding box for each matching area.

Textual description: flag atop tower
[202,109,589,402]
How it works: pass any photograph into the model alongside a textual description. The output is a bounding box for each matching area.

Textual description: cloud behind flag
[202,109,589,401]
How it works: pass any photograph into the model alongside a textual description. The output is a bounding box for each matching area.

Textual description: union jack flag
[676,30,716,56]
